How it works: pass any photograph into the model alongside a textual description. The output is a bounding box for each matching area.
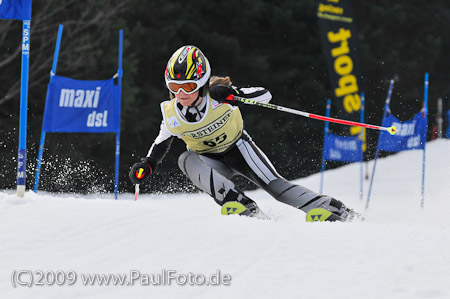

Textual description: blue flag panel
[378,111,427,152]
[324,133,362,162]
[42,75,120,133]
[0,0,32,20]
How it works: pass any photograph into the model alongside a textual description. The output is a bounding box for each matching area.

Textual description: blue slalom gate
[366,74,429,210]
[320,95,365,199]
[34,25,123,199]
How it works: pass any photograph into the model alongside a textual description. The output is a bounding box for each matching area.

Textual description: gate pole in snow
[114,29,123,200]
[34,24,64,193]
[366,79,395,210]
[320,99,331,194]
[359,93,365,201]
[421,73,429,209]
[17,20,31,197]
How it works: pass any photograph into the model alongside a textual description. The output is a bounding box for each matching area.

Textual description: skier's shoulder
[160,97,177,109]
[161,97,176,105]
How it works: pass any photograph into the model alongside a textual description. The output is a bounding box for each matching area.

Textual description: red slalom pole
[232,96,396,135]
[134,184,140,201]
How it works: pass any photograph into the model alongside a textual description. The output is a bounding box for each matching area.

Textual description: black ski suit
[145,86,346,214]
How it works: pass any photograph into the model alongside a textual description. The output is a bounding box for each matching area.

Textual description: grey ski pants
[177,133,334,213]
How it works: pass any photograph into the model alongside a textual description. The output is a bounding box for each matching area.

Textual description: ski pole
[134,166,147,201]
[231,95,397,135]
[134,184,140,201]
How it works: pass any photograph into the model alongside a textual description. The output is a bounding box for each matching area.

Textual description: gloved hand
[209,85,244,106]
[129,157,154,184]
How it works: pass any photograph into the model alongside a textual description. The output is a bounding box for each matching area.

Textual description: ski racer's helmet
[165,45,211,98]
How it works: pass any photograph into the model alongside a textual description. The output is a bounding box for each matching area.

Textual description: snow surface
[1,139,449,299]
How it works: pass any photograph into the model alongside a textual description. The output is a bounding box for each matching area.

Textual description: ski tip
[306,208,365,223]
[387,125,396,135]
[221,201,248,215]
[221,201,270,220]
[306,208,334,222]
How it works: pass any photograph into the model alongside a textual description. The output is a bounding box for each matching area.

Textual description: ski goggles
[167,81,200,95]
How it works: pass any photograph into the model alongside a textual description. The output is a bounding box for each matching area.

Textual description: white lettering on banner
[17,172,24,178]
[334,139,358,151]
[59,87,101,108]
[407,135,420,148]
[392,122,415,137]
[87,111,108,127]
[329,149,342,160]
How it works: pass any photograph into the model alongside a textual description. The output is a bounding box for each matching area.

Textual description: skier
[129,45,357,222]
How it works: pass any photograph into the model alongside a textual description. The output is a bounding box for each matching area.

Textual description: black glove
[209,85,244,106]
[129,157,154,184]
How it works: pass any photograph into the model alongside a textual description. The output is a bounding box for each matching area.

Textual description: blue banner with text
[378,111,426,151]
[42,75,120,133]
[324,133,362,162]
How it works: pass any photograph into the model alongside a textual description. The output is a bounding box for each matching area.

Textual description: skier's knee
[177,151,238,205]
[178,151,196,174]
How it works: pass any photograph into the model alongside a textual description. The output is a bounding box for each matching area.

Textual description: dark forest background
[1,0,449,194]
